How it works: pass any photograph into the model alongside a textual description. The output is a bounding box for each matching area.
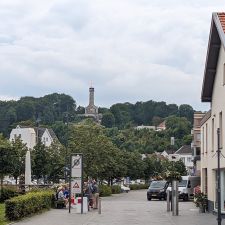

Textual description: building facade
[191,112,205,176]
[10,125,58,149]
[201,12,225,213]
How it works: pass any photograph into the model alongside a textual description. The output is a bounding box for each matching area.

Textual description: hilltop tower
[85,86,99,117]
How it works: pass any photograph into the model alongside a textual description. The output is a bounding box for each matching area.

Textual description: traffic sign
[71,179,81,194]
[71,155,82,177]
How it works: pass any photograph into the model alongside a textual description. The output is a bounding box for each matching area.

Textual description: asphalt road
[13,189,225,225]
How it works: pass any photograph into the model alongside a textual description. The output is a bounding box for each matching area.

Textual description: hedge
[0,187,19,203]
[111,185,121,194]
[129,184,148,190]
[5,190,53,221]
[99,185,112,197]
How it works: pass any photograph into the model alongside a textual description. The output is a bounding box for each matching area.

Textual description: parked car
[147,180,169,201]
[167,176,200,201]
[121,184,130,193]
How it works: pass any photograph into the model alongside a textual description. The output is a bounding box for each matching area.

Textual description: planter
[199,205,206,213]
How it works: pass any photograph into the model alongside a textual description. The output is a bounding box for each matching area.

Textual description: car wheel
[147,197,151,201]
[183,195,189,201]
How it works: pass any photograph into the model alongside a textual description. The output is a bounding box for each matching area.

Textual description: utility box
[75,197,88,213]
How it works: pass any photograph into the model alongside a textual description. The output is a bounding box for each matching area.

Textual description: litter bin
[75,197,88,213]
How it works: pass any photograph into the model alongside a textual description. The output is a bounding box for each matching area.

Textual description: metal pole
[69,154,72,213]
[81,154,83,214]
[98,198,101,214]
[175,181,179,216]
[65,105,69,183]
[217,128,221,225]
[167,190,170,212]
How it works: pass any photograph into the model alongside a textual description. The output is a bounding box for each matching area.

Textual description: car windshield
[178,180,187,187]
[168,180,188,187]
[149,181,166,189]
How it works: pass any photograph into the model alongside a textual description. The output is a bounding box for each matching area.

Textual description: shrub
[0,187,19,203]
[111,185,121,194]
[193,192,208,208]
[5,190,53,221]
[99,185,112,197]
[130,184,148,190]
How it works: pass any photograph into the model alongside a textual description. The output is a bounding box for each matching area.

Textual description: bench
[55,199,66,209]
[52,194,66,209]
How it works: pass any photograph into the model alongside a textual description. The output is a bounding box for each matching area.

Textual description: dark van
[147,180,169,201]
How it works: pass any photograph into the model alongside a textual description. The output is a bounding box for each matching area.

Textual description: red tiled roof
[218,13,225,33]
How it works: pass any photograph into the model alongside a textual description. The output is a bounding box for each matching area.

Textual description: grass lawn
[0,204,8,225]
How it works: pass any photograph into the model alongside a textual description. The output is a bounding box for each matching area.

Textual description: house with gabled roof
[201,12,225,213]
[10,125,58,149]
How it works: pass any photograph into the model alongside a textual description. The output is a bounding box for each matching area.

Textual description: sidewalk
[12,190,225,225]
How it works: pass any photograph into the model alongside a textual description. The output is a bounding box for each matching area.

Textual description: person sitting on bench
[57,186,68,206]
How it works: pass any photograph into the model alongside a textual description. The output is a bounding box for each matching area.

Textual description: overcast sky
[0,0,224,111]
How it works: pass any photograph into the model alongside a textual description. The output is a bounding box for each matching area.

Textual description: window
[46,138,48,142]
[187,157,192,163]
[205,123,208,153]
[212,118,214,152]
[181,157,185,164]
[18,134,21,138]
[14,134,17,139]
[196,133,201,141]
[219,112,223,148]
[202,127,205,155]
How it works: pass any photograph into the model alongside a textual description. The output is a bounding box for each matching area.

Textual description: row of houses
[200,12,225,213]
[10,125,58,149]
[152,12,225,214]
[192,12,225,214]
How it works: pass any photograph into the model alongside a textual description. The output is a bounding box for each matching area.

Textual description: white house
[161,149,174,158]
[10,125,58,149]
[135,125,156,130]
[174,145,193,175]
[201,12,225,213]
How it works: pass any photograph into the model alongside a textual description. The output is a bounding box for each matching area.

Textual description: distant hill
[0,93,194,137]
[0,93,76,136]
[100,101,194,129]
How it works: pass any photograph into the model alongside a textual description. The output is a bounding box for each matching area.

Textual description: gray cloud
[0,0,224,111]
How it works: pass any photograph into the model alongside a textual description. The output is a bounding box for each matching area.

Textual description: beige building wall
[201,45,225,212]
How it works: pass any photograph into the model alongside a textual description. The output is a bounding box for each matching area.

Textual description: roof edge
[214,13,225,49]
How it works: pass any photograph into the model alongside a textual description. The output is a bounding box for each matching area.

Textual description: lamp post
[64,105,69,183]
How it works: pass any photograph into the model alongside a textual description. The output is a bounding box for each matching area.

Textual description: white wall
[201,45,225,208]
[10,127,36,149]
[41,130,53,147]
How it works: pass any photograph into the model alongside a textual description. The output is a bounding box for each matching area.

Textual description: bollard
[98,198,101,214]
[167,190,170,212]
[172,180,179,216]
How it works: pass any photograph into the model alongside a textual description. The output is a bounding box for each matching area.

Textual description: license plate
[151,194,157,196]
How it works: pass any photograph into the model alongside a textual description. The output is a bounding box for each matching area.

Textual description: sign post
[69,154,83,214]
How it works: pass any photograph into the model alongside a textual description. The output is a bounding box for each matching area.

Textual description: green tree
[32,143,50,183]
[178,104,194,123]
[0,134,12,189]
[101,112,115,128]
[68,122,127,182]
[46,142,66,183]
[11,137,28,184]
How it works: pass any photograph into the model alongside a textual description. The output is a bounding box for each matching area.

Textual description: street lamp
[64,105,69,183]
